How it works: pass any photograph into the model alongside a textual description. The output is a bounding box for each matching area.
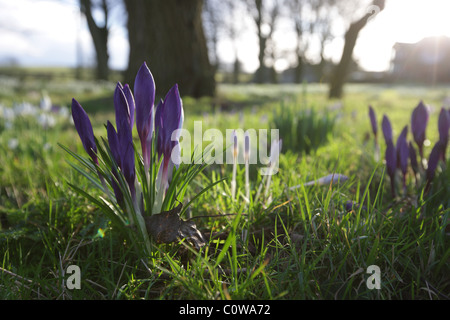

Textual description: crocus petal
[244,131,250,162]
[438,107,449,161]
[426,140,444,182]
[368,105,377,137]
[385,140,396,179]
[344,200,366,212]
[121,139,136,188]
[396,126,409,175]
[160,84,183,157]
[106,121,120,167]
[409,142,418,175]
[119,125,136,200]
[411,101,429,154]
[382,114,393,144]
[438,107,449,142]
[156,85,184,194]
[123,84,135,129]
[114,83,131,135]
[71,98,97,163]
[154,99,164,160]
[232,130,238,159]
[135,62,156,149]
[106,121,124,205]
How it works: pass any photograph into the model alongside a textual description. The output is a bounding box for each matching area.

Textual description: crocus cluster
[71,62,184,216]
[369,102,449,197]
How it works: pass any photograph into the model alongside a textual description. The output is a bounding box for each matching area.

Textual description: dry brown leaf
[145,203,206,248]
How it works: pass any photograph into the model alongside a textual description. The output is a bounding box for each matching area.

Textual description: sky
[0,0,449,73]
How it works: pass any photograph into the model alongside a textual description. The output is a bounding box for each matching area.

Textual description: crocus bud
[244,131,250,163]
[123,84,135,129]
[396,126,409,193]
[135,62,156,170]
[396,126,409,176]
[411,101,429,157]
[156,84,184,192]
[426,140,444,191]
[232,130,238,160]
[106,120,120,167]
[154,99,164,160]
[382,114,393,144]
[438,107,449,161]
[114,83,131,136]
[119,118,135,200]
[368,105,377,137]
[409,142,418,176]
[112,85,136,201]
[159,84,183,159]
[71,98,97,164]
[107,121,123,205]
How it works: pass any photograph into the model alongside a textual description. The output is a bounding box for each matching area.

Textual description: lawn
[0,72,449,300]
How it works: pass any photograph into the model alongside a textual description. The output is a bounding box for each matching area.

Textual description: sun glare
[353,0,450,71]
[386,0,450,42]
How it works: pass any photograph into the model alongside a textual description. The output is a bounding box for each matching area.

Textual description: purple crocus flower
[154,99,164,160]
[382,115,396,197]
[71,98,98,164]
[409,142,419,177]
[425,140,444,192]
[368,105,378,138]
[107,121,123,205]
[114,83,132,136]
[382,114,393,144]
[425,107,450,192]
[396,126,409,193]
[411,101,429,159]
[123,84,135,129]
[155,84,184,191]
[438,107,449,161]
[107,120,121,167]
[134,62,156,171]
[344,200,367,212]
[113,84,136,202]
[369,105,380,161]
[119,126,136,202]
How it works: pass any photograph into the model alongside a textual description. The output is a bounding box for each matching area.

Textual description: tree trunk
[328,0,385,98]
[294,54,303,83]
[253,0,266,83]
[232,57,241,84]
[80,0,109,80]
[124,0,215,98]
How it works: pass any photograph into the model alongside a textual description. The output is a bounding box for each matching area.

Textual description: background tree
[247,0,281,83]
[281,0,338,83]
[79,0,110,80]
[124,0,215,98]
[287,0,306,83]
[328,0,385,98]
[224,0,246,84]
[308,0,337,79]
[203,0,223,74]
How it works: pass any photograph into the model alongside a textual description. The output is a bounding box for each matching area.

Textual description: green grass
[0,76,449,300]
